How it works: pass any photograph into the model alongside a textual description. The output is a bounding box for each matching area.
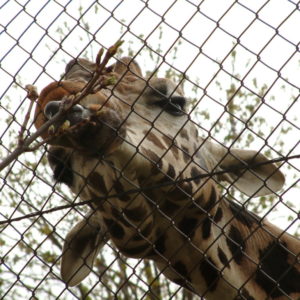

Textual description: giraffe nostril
[44,101,61,119]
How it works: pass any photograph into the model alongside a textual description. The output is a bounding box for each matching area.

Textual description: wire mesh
[0,1,299,300]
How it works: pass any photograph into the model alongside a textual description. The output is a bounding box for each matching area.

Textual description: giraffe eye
[155,96,186,116]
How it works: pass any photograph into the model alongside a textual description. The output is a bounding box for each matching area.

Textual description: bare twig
[0,41,123,172]
[18,85,39,145]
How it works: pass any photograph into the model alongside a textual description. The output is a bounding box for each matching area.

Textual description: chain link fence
[0,1,299,299]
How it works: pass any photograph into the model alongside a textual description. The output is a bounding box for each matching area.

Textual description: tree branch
[0,41,123,172]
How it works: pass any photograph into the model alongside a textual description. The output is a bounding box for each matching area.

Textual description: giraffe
[34,56,300,300]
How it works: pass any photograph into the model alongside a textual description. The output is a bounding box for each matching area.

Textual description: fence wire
[0,1,300,300]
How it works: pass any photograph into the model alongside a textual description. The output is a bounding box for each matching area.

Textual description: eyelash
[154,96,186,116]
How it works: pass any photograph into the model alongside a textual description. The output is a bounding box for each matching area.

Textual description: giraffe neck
[48,146,300,299]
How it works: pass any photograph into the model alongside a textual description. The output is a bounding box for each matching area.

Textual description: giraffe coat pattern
[34,56,300,300]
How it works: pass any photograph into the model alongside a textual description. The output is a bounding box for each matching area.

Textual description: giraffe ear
[61,212,108,286]
[204,142,285,197]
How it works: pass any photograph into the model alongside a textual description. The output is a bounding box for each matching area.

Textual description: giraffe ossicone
[34,56,300,300]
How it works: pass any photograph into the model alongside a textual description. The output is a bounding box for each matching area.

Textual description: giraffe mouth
[44,100,92,128]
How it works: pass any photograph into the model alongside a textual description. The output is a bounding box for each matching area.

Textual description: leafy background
[0,0,299,299]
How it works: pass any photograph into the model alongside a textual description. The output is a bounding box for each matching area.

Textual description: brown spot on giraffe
[226,225,246,265]
[88,172,108,194]
[191,166,202,184]
[180,128,189,140]
[214,207,223,222]
[145,130,166,149]
[217,247,230,269]
[199,257,220,291]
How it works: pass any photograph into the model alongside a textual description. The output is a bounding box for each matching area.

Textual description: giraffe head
[34,56,284,196]
[34,56,287,290]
